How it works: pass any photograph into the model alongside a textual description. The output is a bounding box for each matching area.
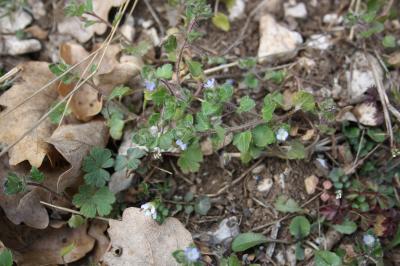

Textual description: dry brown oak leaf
[57,42,142,121]
[103,207,193,266]
[0,215,95,266]
[0,61,58,167]
[47,119,109,192]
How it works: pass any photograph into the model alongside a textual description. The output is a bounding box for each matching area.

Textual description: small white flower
[204,78,216,89]
[363,234,376,247]
[276,128,289,142]
[141,202,157,220]
[176,139,187,150]
[149,126,158,136]
[184,247,200,262]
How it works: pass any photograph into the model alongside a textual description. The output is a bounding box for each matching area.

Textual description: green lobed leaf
[82,147,114,187]
[30,167,44,183]
[220,254,241,266]
[252,124,275,147]
[212,12,230,31]
[177,144,203,173]
[232,232,268,252]
[382,35,396,48]
[156,64,173,80]
[274,195,303,213]
[187,60,203,78]
[49,62,76,84]
[233,131,252,153]
[164,35,177,52]
[331,219,357,234]
[293,91,315,112]
[286,140,306,159]
[108,86,132,101]
[107,111,125,140]
[124,41,151,57]
[314,251,342,266]
[264,70,286,84]
[262,95,277,122]
[244,73,259,89]
[289,216,311,239]
[49,101,71,124]
[0,249,13,266]
[68,214,86,228]
[72,185,116,218]
[4,173,25,195]
[237,96,256,114]
[367,128,386,142]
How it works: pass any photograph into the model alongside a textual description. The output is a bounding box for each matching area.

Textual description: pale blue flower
[184,247,200,262]
[176,139,187,150]
[144,80,156,91]
[276,128,289,142]
[225,79,234,85]
[204,78,216,89]
[363,234,375,247]
[141,202,157,220]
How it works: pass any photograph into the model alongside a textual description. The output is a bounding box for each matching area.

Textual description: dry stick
[40,201,110,222]
[0,1,133,160]
[143,0,165,37]
[0,66,22,83]
[368,54,394,148]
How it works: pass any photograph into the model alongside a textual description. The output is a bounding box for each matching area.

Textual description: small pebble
[257,178,274,193]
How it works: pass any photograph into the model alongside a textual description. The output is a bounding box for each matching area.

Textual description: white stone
[304,175,319,195]
[58,17,93,43]
[0,36,41,55]
[323,13,343,24]
[258,14,303,62]
[257,178,274,193]
[0,8,32,33]
[284,2,307,19]
[307,34,332,50]
[210,217,240,246]
[228,0,245,21]
[346,52,383,102]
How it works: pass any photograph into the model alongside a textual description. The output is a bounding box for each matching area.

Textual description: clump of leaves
[72,147,116,218]
[4,167,45,195]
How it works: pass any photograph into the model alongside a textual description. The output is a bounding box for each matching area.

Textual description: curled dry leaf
[59,42,103,121]
[58,0,126,43]
[103,207,193,266]
[88,220,110,263]
[352,101,384,126]
[13,224,94,266]
[0,156,74,229]
[58,42,142,120]
[0,61,58,167]
[47,120,109,191]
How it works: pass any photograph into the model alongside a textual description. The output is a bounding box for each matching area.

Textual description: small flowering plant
[173,244,202,266]
[141,200,169,224]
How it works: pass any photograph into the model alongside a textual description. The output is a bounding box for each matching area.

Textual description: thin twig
[0,66,21,84]
[40,201,110,222]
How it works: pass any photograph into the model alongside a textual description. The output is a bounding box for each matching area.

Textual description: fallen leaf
[9,223,95,266]
[103,207,193,266]
[59,42,103,121]
[0,61,58,167]
[47,120,109,191]
[88,220,110,263]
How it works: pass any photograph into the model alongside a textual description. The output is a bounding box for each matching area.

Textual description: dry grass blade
[0,0,135,160]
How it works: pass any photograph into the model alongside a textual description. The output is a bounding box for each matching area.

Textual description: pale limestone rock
[284,2,307,19]
[258,14,303,63]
